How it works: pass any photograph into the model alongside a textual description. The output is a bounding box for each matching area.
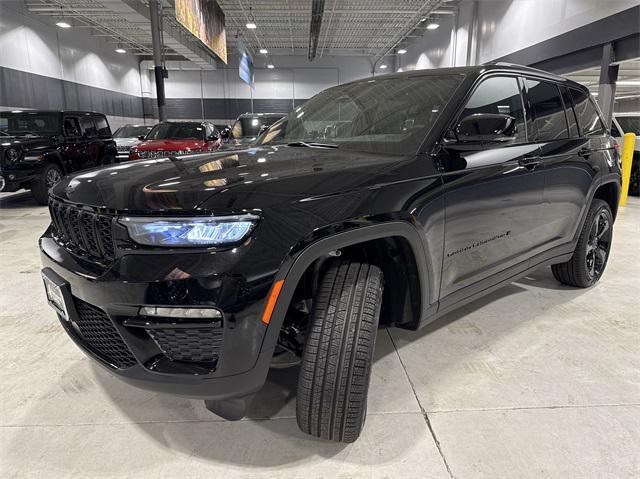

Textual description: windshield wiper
[287,141,338,149]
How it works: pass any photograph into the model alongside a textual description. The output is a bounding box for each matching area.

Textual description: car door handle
[578,148,593,158]
[518,156,542,169]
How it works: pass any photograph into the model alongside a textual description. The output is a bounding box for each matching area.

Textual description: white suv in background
[611,113,639,196]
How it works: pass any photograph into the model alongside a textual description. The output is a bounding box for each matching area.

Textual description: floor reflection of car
[129,121,222,160]
[0,110,116,204]
[112,124,153,161]
[611,113,639,196]
[227,112,285,147]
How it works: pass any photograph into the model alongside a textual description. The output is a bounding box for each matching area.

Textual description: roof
[345,63,588,91]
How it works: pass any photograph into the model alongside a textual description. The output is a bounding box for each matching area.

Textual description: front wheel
[31,163,63,205]
[551,199,613,287]
[296,260,383,443]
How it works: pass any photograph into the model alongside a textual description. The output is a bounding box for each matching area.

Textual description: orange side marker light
[261,279,284,325]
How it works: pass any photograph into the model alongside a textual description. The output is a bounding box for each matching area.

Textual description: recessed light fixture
[259,48,268,54]
[426,22,440,30]
[56,20,71,28]
[397,48,407,55]
[379,64,388,69]
[246,21,257,29]
[115,44,126,54]
[267,63,275,69]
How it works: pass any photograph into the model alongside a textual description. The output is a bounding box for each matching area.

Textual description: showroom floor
[1,191,638,479]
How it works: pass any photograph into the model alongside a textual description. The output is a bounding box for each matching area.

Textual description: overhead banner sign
[238,40,254,88]
[175,0,227,64]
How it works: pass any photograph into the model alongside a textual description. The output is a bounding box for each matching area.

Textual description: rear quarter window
[570,88,606,136]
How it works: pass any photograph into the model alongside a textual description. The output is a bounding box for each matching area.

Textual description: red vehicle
[130,121,221,160]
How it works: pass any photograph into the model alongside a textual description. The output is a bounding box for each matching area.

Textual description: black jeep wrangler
[39,65,621,443]
[0,110,116,204]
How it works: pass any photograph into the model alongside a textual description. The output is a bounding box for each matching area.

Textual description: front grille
[148,328,223,363]
[48,198,115,265]
[72,298,137,369]
[116,145,130,152]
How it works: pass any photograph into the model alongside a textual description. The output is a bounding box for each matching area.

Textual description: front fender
[257,220,431,363]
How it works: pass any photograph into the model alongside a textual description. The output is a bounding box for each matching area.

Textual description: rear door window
[526,79,568,141]
[80,117,97,138]
[559,86,580,138]
[63,117,81,138]
[94,115,111,137]
[570,88,606,136]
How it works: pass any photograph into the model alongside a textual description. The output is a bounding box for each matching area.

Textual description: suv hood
[0,134,57,149]
[52,145,409,211]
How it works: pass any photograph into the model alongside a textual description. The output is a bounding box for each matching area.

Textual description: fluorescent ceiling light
[616,80,640,86]
[397,48,407,55]
[246,22,257,29]
[115,48,126,54]
[426,22,440,30]
[56,21,71,28]
[379,64,388,69]
[259,48,268,54]
[267,63,275,69]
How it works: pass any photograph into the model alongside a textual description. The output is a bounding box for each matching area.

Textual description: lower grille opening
[72,298,138,369]
[147,328,223,363]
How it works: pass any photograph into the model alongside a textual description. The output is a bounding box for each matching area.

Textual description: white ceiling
[566,59,640,102]
[25,0,457,64]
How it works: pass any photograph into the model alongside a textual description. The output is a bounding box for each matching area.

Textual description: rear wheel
[31,163,63,205]
[296,260,383,443]
[551,199,613,287]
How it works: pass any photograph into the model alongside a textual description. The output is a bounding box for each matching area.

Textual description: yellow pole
[619,132,636,207]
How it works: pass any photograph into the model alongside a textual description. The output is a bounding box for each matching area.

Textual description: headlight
[119,215,259,247]
[5,148,21,163]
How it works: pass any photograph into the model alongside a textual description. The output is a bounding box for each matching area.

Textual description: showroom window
[459,76,527,143]
[559,86,580,138]
[526,79,569,141]
[570,88,606,136]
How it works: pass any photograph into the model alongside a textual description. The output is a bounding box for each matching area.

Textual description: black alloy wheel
[552,199,613,288]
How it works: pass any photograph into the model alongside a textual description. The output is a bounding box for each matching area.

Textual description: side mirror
[137,135,146,141]
[451,113,517,143]
[220,128,231,140]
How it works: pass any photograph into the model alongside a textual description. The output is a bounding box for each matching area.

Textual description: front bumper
[39,233,277,400]
[0,167,37,191]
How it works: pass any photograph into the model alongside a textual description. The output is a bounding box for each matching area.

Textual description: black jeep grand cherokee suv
[40,65,621,443]
[0,110,116,204]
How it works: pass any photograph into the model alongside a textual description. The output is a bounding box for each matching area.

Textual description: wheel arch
[593,179,620,220]
[261,221,431,356]
[41,152,66,174]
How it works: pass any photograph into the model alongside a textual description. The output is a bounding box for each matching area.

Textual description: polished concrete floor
[1,191,638,478]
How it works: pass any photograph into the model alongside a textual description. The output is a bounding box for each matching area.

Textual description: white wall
[398,0,640,71]
[0,0,143,97]
[145,55,372,100]
[474,0,640,64]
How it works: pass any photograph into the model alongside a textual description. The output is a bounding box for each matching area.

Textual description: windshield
[113,125,153,138]
[0,112,61,136]
[146,123,205,140]
[616,116,640,135]
[233,115,282,138]
[257,74,464,155]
